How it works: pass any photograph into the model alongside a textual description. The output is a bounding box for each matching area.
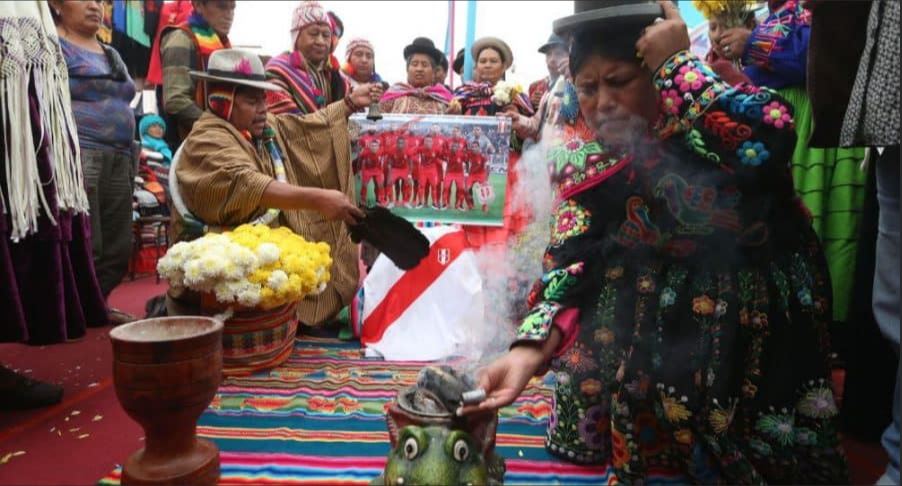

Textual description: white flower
[267,270,289,291]
[236,284,262,307]
[256,243,281,265]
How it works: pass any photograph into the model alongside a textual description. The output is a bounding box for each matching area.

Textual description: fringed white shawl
[0,1,88,242]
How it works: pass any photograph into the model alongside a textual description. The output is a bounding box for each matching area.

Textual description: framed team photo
[349,113,511,227]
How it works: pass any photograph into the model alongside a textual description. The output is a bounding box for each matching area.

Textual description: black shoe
[0,366,64,411]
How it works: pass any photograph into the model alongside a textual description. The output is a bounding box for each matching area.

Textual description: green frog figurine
[374,425,499,486]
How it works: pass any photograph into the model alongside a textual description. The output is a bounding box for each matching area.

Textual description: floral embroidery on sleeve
[551,200,592,247]
[654,50,728,134]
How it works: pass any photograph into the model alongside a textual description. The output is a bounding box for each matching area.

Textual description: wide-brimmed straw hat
[553,0,667,36]
[189,49,282,91]
[471,37,513,70]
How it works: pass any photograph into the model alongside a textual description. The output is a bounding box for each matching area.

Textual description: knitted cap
[345,37,374,61]
[290,1,331,33]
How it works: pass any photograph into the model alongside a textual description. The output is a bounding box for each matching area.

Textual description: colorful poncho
[265,50,350,115]
[379,83,452,115]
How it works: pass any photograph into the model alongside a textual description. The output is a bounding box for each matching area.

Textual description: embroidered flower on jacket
[750,310,769,329]
[660,287,677,307]
[756,411,796,446]
[708,399,737,435]
[551,200,591,246]
[797,287,814,306]
[692,295,716,316]
[763,101,792,129]
[636,275,656,294]
[797,385,839,419]
[606,266,625,280]
[578,405,608,450]
[661,89,683,115]
[580,378,603,396]
[560,343,598,374]
[660,394,692,423]
[714,299,729,318]
[737,141,770,166]
[675,65,704,92]
[595,327,616,346]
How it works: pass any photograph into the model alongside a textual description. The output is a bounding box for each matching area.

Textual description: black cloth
[839,148,899,441]
[805,1,870,148]
[348,206,429,270]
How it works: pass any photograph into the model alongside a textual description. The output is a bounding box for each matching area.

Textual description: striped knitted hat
[345,37,374,61]
[290,1,331,34]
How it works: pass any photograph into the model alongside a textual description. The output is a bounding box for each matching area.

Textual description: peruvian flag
[351,226,486,361]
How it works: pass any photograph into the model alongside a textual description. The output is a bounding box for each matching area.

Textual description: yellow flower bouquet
[157,224,332,311]
[693,0,757,29]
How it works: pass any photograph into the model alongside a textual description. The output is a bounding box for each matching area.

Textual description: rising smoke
[451,135,556,376]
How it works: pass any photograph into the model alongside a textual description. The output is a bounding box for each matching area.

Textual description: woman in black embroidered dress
[463,1,847,483]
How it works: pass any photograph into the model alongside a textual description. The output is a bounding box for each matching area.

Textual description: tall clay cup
[110,317,224,485]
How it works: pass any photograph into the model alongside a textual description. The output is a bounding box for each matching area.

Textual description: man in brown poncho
[171,48,381,326]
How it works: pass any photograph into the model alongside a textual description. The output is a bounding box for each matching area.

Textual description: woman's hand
[314,189,365,225]
[446,99,463,115]
[636,0,690,71]
[718,27,752,60]
[458,344,546,415]
[349,83,384,110]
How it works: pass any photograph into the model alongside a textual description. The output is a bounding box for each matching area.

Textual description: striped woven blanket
[98,338,680,485]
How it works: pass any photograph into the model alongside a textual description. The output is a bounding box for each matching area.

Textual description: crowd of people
[0,0,899,484]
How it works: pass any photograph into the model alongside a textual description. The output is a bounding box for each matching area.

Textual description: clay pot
[387,386,499,456]
[110,317,223,485]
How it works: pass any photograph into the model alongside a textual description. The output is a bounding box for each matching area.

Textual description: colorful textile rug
[97,337,679,485]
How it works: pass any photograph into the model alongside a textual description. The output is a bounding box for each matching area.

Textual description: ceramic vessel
[110,316,223,485]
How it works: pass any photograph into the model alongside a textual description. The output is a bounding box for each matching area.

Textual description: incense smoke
[451,136,555,376]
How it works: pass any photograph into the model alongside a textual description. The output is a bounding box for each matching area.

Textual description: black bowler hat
[553,0,676,36]
[403,37,444,66]
[452,48,466,75]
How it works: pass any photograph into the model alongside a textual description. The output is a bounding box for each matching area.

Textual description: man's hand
[314,189,365,225]
[349,83,384,110]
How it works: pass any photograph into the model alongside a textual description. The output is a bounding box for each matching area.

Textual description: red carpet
[0,275,890,484]
[0,276,164,485]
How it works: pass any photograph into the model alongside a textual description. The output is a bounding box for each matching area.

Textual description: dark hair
[475,46,506,65]
[569,23,645,76]
[405,52,436,69]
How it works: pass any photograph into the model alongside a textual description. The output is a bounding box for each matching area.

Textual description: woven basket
[200,294,298,376]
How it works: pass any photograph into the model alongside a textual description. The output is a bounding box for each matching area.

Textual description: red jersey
[380,131,401,151]
[359,133,380,152]
[403,134,422,150]
[446,150,466,173]
[417,146,443,171]
[467,150,487,174]
[447,136,467,153]
[387,146,415,170]
[358,150,383,171]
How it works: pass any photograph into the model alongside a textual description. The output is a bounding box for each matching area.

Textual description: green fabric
[780,86,867,322]
[335,306,354,341]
